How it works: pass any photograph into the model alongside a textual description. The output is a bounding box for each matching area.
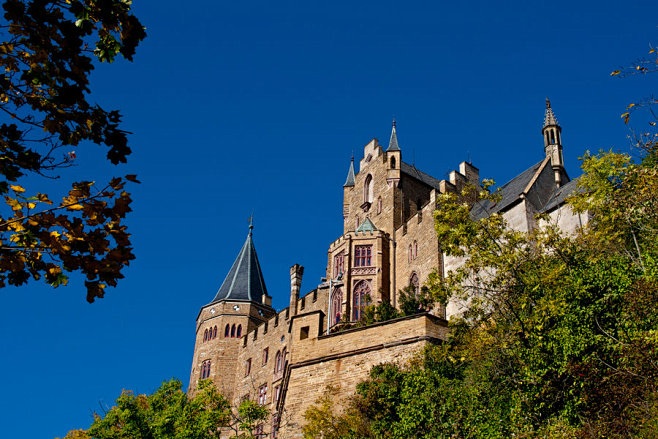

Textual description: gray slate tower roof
[344,157,356,187]
[543,98,559,127]
[210,223,268,304]
[386,121,400,151]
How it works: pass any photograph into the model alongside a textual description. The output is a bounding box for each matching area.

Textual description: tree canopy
[0,0,145,301]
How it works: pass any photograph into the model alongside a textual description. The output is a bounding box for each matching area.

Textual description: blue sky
[0,1,656,437]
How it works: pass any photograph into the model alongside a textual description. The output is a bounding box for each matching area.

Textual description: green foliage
[398,283,434,316]
[303,149,658,438]
[58,379,269,439]
[0,0,145,301]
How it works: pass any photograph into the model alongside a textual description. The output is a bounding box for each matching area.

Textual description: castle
[188,100,588,438]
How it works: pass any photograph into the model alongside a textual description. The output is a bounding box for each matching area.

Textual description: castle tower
[188,221,275,398]
[542,98,566,187]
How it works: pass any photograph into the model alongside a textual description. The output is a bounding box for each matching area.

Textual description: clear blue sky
[1,1,655,437]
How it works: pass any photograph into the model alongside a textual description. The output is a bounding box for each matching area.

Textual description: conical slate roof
[210,224,267,304]
[344,157,356,187]
[387,121,400,151]
[543,98,559,127]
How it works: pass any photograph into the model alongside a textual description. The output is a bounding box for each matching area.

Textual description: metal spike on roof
[387,120,400,152]
[210,223,268,304]
[543,98,559,127]
[343,156,356,187]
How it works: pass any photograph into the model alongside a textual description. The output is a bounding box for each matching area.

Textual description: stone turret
[289,264,304,316]
[542,98,566,187]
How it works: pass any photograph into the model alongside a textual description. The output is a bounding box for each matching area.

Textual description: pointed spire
[543,98,559,127]
[343,156,355,187]
[211,223,268,304]
[386,120,400,152]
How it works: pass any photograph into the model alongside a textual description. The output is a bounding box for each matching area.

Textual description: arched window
[352,280,371,321]
[409,244,412,263]
[201,360,211,379]
[225,324,230,337]
[413,240,418,259]
[377,197,382,214]
[331,287,343,327]
[237,324,242,338]
[390,156,396,169]
[213,326,217,339]
[410,272,420,297]
[550,130,555,144]
[231,324,236,338]
[274,350,282,374]
[364,174,373,203]
[203,329,208,342]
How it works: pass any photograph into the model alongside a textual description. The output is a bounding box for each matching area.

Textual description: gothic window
[413,240,418,259]
[274,350,282,374]
[263,347,269,365]
[231,324,236,337]
[333,252,345,278]
[225,324,230,337]
[237,324,242,338]
[213,325,217,339]
[408,244,412,263]
[331,287,343,327]
[245,358,252,376]
[203,329,208,342]
[410,272,420,297]
[354,245,372,267]
[364,174,373,203]
[275,385,282,404]
[377,196,382,214]
[390,156,396,169]
[352,280,371,321]
[258,384,268,405]
[550,130,555,144]
[201,360,211,379]
[282,347,287,365]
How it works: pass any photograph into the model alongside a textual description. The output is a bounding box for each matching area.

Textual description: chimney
[289,264,304,316]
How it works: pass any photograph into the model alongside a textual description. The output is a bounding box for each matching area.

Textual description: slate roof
[387,123,400,151]
[400,161,443,190]
[210,226,268,304]
[542,177,581,212]
[470,159,547,220]
[344,158,356,187]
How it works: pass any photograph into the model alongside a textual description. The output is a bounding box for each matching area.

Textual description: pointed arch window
[413,240,418,259]
[237,324,242,338]
[333,252,345,278]
[408,244,412,263]
[224,324,230,337]
[364,174,373,203]
[274,350,282,374]
[213,326,217,339]
[331,287,343,327]
[390,156,396,169]
[203,329,208,342]
[410,272,420,297]
[201,360,211,379]
[550,130,555,144]
[231,324,236,337]
[377,196,382,214]
[352,280,371,321]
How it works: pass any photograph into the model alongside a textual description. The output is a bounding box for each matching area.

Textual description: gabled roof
[400,161,443,190]
[355,217,378,234]
[542,177,581,212]
[210,225,268,304]
[470,159,547,220]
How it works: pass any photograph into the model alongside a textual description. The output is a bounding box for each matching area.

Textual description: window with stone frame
[275,385,282,404]
[224,324,230,337]
[410,272,420,297]
[258,384,268,405]
[333,251,345,278]
[236,324,242,338]
[213,325,217,339]
[352,280,371,321]
[203,329,208,342]
[377,196,382,214]
[364,174,373,203]
[201,360,211,379]
[231,324,236,337]
[263,347,269,365]
[272,413,280,438]
[274,350,282,375]
[354,245,372,267]
[408,244,412,263]
[245,358,252,376]
[413,240,418,259]
[331,287,343,327]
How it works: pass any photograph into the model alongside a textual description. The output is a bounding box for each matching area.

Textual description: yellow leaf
[50,231,61,238]
[10,185,25,193]
[650,49,656,54]
[621,112,630,124]
[11,203,22,211]
[627,103,636,110]
[68,204,84,210]
[611,70,621,76]
[28,219,39,226]
[27,202,36,209]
